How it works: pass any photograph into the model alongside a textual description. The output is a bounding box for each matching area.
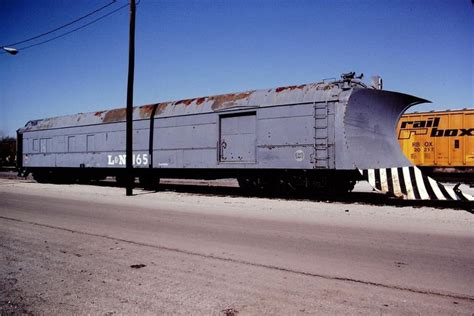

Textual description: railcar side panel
[21,102,331,171]
[22,120,152,169]
[398,109,474,167]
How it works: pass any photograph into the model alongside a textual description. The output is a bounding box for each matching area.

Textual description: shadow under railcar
[0,171,471,212]
[102,177,474,212]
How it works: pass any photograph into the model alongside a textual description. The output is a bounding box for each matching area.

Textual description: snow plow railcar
[17,73,473,201]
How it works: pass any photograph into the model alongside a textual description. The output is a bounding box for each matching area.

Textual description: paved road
[1,180,473,314]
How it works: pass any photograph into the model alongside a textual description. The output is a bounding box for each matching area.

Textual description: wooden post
[126,0,136,196]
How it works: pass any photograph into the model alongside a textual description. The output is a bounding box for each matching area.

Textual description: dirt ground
[1,177,473,314]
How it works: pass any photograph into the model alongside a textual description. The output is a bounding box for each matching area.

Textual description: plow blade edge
[344,88,473,201]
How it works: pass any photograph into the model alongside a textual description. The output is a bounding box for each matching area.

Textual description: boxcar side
[397,109,474,182]
[18,79,361,193]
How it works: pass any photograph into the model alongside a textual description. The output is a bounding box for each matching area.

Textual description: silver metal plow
[345,88,473,201]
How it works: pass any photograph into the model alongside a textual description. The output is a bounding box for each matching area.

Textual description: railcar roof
[403,108,473,116]
[19,79,361,132]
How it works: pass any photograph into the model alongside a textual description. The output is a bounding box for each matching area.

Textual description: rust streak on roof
[210,92,252,110]
[175,98,194,106]
[138,102,172,118]
[275,84,305,93]
[138,104,156,119]
[20,79,349,132]
[155,103,169,116]
[196,97,206,105]
[103,108,127,123]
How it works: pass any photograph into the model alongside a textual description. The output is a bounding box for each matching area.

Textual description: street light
[1,47,19,55]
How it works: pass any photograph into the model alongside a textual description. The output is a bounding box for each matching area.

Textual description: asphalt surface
[1,179,473,314]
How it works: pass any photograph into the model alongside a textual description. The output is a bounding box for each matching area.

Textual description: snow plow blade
[345,88,473,201]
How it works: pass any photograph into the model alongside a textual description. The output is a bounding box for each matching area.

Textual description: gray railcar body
[17,76,426,193]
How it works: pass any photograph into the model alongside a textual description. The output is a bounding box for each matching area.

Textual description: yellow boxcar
[397,109,474,168]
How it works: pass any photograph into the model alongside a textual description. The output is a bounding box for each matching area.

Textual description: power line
[4,0,118,47]
[16,3,129,52]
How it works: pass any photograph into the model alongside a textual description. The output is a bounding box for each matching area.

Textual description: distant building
[0,137,16,167]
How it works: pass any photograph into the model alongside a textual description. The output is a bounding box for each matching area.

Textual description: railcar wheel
[115,175,128,187]
[340,180,356,193]
[238,176,268,194]
[237,177,256,194]
[115,175,141,187]
[328,178,356,194]
[33,172,49,183]
[319,179,355,195]
[76,175,91,184]
[55,175,73,184]
[238,176,281,196]
[139,175,160,190]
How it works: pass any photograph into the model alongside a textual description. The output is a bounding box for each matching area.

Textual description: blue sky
[1,0,472,137]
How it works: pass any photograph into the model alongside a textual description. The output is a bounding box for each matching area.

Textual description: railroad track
[1,171,472,212]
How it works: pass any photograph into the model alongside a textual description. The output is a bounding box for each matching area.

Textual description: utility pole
[126,0,136,196]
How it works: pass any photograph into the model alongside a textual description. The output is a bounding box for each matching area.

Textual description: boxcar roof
[19,80,356,132]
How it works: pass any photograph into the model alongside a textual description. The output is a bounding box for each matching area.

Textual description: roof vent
[370,76,383,90]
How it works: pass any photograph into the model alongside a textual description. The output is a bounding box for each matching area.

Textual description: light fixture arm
[2,47,19,55]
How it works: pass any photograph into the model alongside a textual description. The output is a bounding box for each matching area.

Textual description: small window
[68,136,76,152]
[87,135,95,152]
[33,139,39,152]
[454,139,460,149]
[40,139,47,153]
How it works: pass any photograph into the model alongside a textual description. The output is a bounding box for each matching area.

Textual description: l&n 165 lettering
[107,154,150,166]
